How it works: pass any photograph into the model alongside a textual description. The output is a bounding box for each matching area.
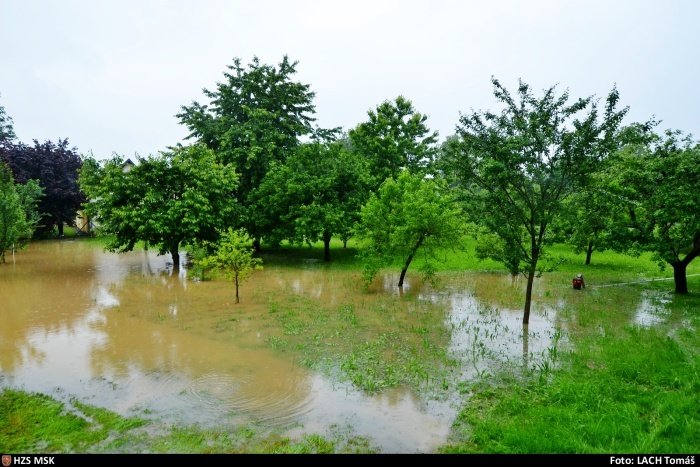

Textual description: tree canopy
[443,78,626,324]
[79,144,238,270]
[177,56,317,247]
[251,140,371,261]
[349,96,438,187]
[0,162,42,262]
[0,139,83,236]
[606,129,700,293]
[356,170,465,288]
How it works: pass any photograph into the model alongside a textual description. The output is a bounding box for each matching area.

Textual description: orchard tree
[607,130,700,294]
[251,140,371,261]
[349,96,438,187]
[356,171,465,288]
[79,144,238,271]
[0,139,83,235]
[177,56,316,248]
[201,228,262,304]
[444,78,625,325]
[555,175,628,265]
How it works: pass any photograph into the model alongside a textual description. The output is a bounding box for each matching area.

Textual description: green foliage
[200,228,262,303]
[251,140,371,259]
[15,179,44,235]
[605,128,700,292]
[553,172,630,264]
[0,163,41,262]
[349,95,438,187]
[356,171,465,286]
[443,78,626,321]
[79,144,238,266]
[177,56,317,241]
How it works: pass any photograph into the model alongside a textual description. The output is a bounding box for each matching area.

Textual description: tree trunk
[673,261,688,294]
[253,237,261,253]
[672,237,700,294]
[585,240,594,265]
[398,236,424,288]
[323,230,331,262]
[522,324,529,369]
[343,239,347,249]
[523,242,540,325]
[523,269,535,325]
[170,241,180,272]
[57,222,64,237]
[235,273,240,304]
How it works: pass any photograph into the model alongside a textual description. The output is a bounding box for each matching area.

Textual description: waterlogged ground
[0,240,681,452]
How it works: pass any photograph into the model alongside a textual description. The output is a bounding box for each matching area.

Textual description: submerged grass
[265,293,456,394]
[0,389,376,453]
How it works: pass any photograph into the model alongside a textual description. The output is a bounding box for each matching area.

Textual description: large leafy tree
[177,56,316,247]
[349,96,438,187]
[251,140,371,261]
[0,139,83,236]
[356,171,465,288]
[79,144,238,270]
[0,163,42,262]
[606,130,700,293]
[444,78,625,325]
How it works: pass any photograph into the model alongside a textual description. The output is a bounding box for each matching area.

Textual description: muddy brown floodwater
[1,240,576,452]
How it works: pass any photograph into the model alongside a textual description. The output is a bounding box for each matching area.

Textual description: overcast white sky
[1,0,699,159]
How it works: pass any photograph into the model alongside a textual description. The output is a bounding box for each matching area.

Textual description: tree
[201,228,262,304]
[251,140,371,261]
[79,144,238,270]
[356,171,465,288]
[0,163,41,262]
[177,56,316,248]
[554,174,628,265]
[606,130,700,294]
[0,94,15,144]
[15,179,44,238]
[444,78,625,325]
[349,96,438,188]
[0,139,83,236]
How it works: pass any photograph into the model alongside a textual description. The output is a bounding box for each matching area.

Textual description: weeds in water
[264,296,452,394]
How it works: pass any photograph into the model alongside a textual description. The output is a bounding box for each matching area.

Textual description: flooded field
[0,240,666,452]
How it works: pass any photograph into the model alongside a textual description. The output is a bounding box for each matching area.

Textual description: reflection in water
[1,240,574,452]
[633,290,671,327]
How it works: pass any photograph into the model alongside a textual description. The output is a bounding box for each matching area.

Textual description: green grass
[263,294,456,394]
[260,236,700,282]
[441,285,700,453]
[0,389,376,453]
[0,389,145,452]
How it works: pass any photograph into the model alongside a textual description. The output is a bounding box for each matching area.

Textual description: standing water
[1,240,568,452]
